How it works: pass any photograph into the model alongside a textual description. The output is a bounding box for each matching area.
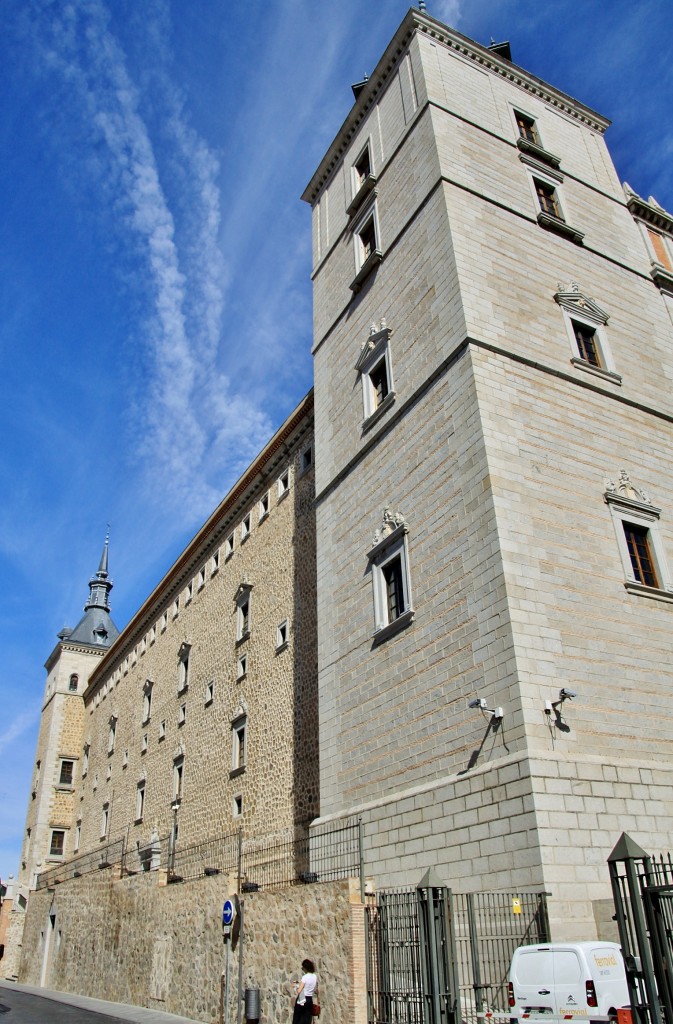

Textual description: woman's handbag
[311,1003,321,1017]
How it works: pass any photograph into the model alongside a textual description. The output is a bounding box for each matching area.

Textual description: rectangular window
[142,682,153,724]
[259,493,269,521]
[276,620,289,651]
[173,757,184,801]
[572,321,601,367]
[225,533,234,558]
[301,446,313,474]
[178,702,186,726]
[277,470,290,499]
[241,514,251,541]
[108,718,117,754]
[50,830,65,857]
[515,111,538,144]
[359,215,377,262]
[368,513,414,641]
[82,746,89,776]
[185,581,193,604]
[383,557,406,622]
[159,720,166,741]
[122,748,129,767]
[535,179,562,219]
[68,674,79,692]
[233,794,243,817]
[370,359,389,409]
[237,654,247,680]
[178,644,190,693]
[205,681,214,705]
[59,759,74,786]
[624,523,659,588]
[231,717,247,772]
[647,228,673,271]
[136,782,145,822]
[198,567,205,589]
[141,733,148,754]
[74,821,81,852]
[355,146,371,187]
[212,549,220,573]
[101,804,109,839]
[237,598,250,640]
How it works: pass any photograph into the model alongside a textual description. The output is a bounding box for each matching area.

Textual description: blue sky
[0,0,671,882]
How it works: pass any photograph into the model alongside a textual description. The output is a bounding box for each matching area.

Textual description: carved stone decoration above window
[371,507,407,549]
[554,281,609,325]
[604,469,654,511]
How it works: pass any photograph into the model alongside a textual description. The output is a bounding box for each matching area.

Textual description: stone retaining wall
[18,872,361,1024]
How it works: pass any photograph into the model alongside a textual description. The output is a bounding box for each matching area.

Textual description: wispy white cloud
[0,704,40,758]
[433,1,462,27]
[27,0,272,520]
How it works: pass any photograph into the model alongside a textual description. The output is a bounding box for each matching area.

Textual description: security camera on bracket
[468,697,504,720]
[545,688,578,714]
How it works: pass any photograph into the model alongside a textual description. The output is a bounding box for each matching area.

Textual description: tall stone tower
[3,539,118,979]
[303,9,673,938]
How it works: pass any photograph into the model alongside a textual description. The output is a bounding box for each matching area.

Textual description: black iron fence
[366,886,550,1024]
[36,818,361,893]
[609,833,673,1024]
[453,890,550,1021]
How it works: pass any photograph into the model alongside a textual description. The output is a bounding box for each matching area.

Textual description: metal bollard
[244,987,260,1022]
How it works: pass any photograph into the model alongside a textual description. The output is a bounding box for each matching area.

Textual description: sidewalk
[0,979,208,1024]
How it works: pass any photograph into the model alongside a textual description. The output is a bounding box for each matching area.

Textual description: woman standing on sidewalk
[292,958,318,1024]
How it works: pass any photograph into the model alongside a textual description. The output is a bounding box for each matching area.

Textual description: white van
[508,942,630,1023]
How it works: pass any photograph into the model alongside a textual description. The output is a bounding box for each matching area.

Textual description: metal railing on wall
[36,818,361,893]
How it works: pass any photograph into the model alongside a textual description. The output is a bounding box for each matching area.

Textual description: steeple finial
[98,525,110,575]
[85,528,113,614]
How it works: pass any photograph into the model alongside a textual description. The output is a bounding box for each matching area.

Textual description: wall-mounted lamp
[468,697,504,720]
[545,688,578,714]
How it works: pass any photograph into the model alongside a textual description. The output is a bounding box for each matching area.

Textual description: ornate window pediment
[554,281,609,325]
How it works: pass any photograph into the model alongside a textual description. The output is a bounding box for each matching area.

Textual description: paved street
[0,984,205,1024]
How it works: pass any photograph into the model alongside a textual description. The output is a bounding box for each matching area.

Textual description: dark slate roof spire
[65,530,120,649]
[86,529,112,613]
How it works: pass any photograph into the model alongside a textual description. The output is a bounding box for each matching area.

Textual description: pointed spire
[59,530,119,649]
[84,529,113,615]
[98,526,110,575]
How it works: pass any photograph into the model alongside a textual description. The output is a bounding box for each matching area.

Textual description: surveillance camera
[559,688,577,700]
[468,697,487,709]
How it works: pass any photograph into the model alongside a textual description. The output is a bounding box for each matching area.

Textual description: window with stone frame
[623,184,673,294]
[68,674,79,692]
[178,642,191,693]
[136,780,146,822]
[74,821,81,852]
[231,715,247,775]
[535,178,561,218]
[101,804,109,839]
[554,282,621,384]
[205,680,214,705]
[367,509,414,642]
[350,198,382,291]
[173,755,185,802]
[237,654,248,680]
[604,470,673,600]
[49,829,66,857]
[58,759,74,787]
[225,533,235,559]
[277,469,290,500]
[108,715,117,755]
[516,110,538,144]
[142,679,153,724]
[259,492,270,521]
[235,582,252,642]
[347,138,377,217]
[241,513,251,541]
[276,619,289,651]
[356,320,395,426]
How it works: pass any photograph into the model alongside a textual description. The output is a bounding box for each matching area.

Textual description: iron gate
[609,832,673,1024]
[366,885,550,1024]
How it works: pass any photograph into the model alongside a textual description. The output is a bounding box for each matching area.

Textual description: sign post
[222,898,238,1024]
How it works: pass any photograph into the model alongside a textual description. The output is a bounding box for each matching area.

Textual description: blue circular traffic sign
[223,898,235,926]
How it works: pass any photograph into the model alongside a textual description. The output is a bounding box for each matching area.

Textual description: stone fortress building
[6,5,673,1018]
